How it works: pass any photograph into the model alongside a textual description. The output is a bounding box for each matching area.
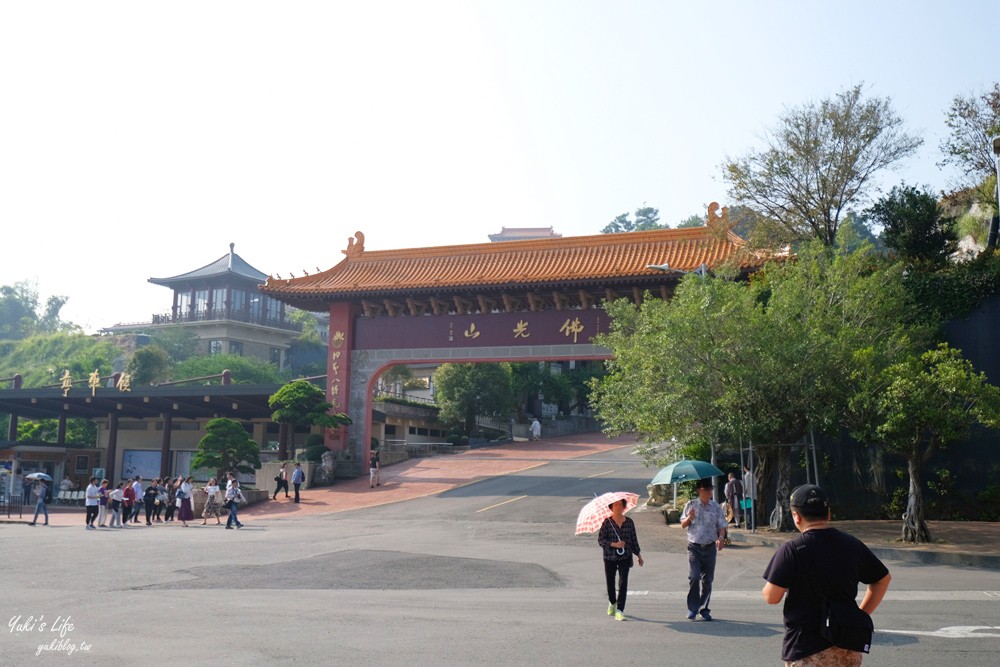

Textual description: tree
[591,241,923,530]
[433,363,515,434]
[856,345,1000,543]
[191,418,262,483]
[939,83,1000,187]
[676,214,705,228]
[866,185,957,269]
[126,345,173,386]
[0,281,76,339]
[269,380,351,457]
[723,84,922,245]
[270,380,350,432]
[602,206,665,233]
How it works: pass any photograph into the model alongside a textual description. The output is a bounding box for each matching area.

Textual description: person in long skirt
[176,475,195,526]
[597,499,644,621]
[201,478,222,525]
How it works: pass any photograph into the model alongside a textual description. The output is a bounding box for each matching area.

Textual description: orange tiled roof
[261,218,758,306]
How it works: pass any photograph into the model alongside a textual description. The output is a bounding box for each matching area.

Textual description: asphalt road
[3,446,999,666]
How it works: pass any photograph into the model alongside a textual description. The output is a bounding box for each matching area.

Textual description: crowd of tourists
[63,472,249,530]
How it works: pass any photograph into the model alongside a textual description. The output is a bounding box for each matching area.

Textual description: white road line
[582,469,615,479]
[475,495,528,513]
[881,626,1000,639]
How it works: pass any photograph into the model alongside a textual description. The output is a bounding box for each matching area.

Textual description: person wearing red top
[122,478,136,525]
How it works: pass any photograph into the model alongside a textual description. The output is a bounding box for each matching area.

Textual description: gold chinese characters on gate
[452,317,587,343]
[329,334,344,404]
[58,369,133,397]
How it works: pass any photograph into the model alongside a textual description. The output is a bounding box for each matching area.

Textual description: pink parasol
[574,491,640,535]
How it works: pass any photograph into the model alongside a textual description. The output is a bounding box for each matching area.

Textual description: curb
[727,531,1000,571]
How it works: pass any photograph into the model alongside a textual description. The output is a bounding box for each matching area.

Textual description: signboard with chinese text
[354,309,608,350]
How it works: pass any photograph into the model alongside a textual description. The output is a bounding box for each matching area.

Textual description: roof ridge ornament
[706,202,733,233]
[343,231,365,258]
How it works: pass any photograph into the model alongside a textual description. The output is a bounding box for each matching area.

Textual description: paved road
[3,444,999,666]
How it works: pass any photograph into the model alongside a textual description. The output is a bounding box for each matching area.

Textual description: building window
[249,295,262,319]
[231,289,246,312]
[385,425,397,436]
[177,292,190,314]
[229,341,243,356]
[211,287,226,314]
[194,289,209,314]
[208,340,223,355]
[270,348,282,365]
[266,297,280,322]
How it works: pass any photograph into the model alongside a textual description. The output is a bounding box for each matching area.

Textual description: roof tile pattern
[262,224,753,302]
[150,244,267,286]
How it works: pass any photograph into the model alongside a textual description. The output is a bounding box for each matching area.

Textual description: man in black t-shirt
[762,485,891,666]
[369,450,380,488]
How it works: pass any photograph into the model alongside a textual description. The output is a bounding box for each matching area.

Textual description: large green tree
[723,84,922,245]
[591,240,924,530]
[866,185,957,269]
[433,363,515,435]
[854,345,1000,543]
[191,418,262,483]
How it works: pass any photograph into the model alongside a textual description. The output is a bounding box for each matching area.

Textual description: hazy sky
[2,1,998,332]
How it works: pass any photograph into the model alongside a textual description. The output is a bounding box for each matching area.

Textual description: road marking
[475,495,528,513]
[881,626,1000,639]
[582,469,615,479]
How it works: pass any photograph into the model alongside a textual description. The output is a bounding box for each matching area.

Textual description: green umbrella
[650,459,723,486]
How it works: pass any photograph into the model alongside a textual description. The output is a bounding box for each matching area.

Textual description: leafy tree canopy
[0,281,78,340]
[126,345,173,386]
[433,363,515,434]
[724,84,922,245]
[602,206,665,233]
[191,418,262,482]
[269,379,350,431]
[939,82,1000,191]
[852,344,1000,542]
[866,184,957,269]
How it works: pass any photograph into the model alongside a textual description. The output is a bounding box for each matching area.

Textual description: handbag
[274,474,281,482]
[175,497,183,508]
[797,537,874,654]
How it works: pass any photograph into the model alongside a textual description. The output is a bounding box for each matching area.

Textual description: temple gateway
[260,204,757,470]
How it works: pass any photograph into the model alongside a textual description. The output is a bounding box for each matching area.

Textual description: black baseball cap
[790,484,830,517]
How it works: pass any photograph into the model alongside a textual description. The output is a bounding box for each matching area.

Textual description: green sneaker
[607,602,615,616]
[615,610,626,621]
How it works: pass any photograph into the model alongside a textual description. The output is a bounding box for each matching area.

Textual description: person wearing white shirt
[109,482,125,528]
[130,477,144,524]
[201,478,222,525]
[84,477,100,530]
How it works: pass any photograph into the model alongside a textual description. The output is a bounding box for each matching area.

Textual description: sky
[2,1,999,333]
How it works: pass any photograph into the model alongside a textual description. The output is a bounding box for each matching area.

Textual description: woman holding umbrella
[597,497,644,621]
